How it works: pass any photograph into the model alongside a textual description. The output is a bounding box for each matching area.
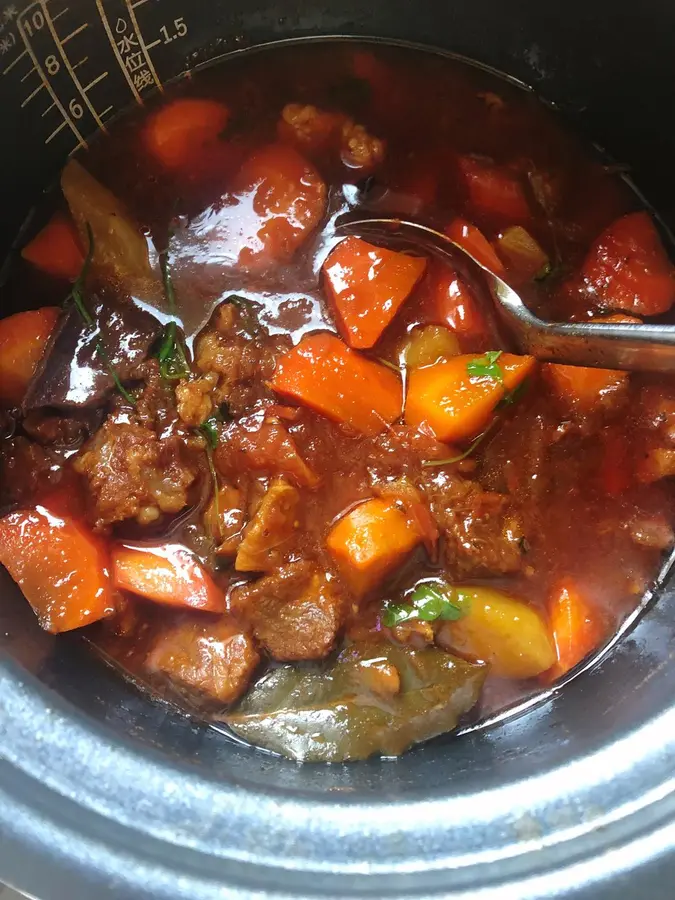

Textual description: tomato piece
[0,505,114,633]
[0,307,60,406]
[542,363,628,416]
[445,217,505,274]
[581,212,675,316]
[144,98,231,170]
[458,157,530,221]
[229,143,327,268]
[423,260,491,344]
[112,544,226,613]
[323,236,427,348]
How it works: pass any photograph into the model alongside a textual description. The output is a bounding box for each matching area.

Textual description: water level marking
[61,21,88,44]
[44,117,68,143]
[125,0,163,92]
[40,0,107,132]
[83,70,107,92]
[96,0,142,103]
[20,79,43,105]
[17,7,86,148]
[2,45,26,73]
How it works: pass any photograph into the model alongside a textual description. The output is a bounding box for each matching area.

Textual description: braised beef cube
[231,561,346,661]
[147,615,259,706]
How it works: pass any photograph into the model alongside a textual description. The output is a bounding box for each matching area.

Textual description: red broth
[1,41,674,762]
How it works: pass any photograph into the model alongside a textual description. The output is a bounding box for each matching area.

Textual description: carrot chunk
[0,307,60,406]
[581,212,675,316]
[112,544,226,613]
[458,157,530,221]
[404,352,534,442]
[0,505,114,633]
[323,236,427,348]
[445,217,505,274]
[326,498,421,597]
[270,332,403,435]
[542,363,628,415]
[544,580,605,682]
[21,213,84,280]
[144,98,230,170]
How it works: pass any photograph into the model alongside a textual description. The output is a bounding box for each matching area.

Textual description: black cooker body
[2,2,675,898]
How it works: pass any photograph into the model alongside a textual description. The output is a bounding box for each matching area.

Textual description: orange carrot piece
[144,97,230,170]
[405,352,534,443]
[112,544,226,613]
[445,217,505,274]
[542,363,628,414]
[544,580,605,682]
[326,498,421,597]
[323,236,427,348]
[0,505,114,633]
[270,332,403,435]
[21,213,84,280]
[458,157,531,221]
[0,307,60,406]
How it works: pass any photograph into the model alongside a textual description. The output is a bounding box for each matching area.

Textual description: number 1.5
[160,17,188,44]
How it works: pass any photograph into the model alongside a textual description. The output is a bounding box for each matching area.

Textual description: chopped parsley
[156,235,190,381]
[466,350,504,383]
[198,414,221,450]
[382,581,470,627]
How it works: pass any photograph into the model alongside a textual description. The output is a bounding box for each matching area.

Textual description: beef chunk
[194,301,291,416]
[74,415,199,528]
[22,409,94,450]
[147,615,259,706]
[420,469,523,577]
[235,477,300,572]
[0,437,60,513]
[216,409,318,488]
[231,561,346,661]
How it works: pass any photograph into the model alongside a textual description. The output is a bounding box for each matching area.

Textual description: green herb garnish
[156,236,190,381]
[196,414,222,531]
[226,295,261,338]
[383,582,470,627]
[198,414,221,450]
[466,350,504,383]
[156,320,190,381]
[66,223,135,406]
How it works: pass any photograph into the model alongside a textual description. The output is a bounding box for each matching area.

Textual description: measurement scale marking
[40,1,108,132]
[41,100,55,116]
[125,0,163,92]
[72,56,88,71]
[17,8,86,149]
[20,65,36,81]
[21,80,44,106]
[44,118,68,143]
[51,7,69,22]
[83,70,107,92]
[3,48,27,75]
[96,0,142,104]
[61,22,88,44]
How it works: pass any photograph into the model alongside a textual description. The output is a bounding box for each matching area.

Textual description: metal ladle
[336,217,675,373]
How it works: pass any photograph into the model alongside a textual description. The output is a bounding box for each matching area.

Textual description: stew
[1,42,674,762]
